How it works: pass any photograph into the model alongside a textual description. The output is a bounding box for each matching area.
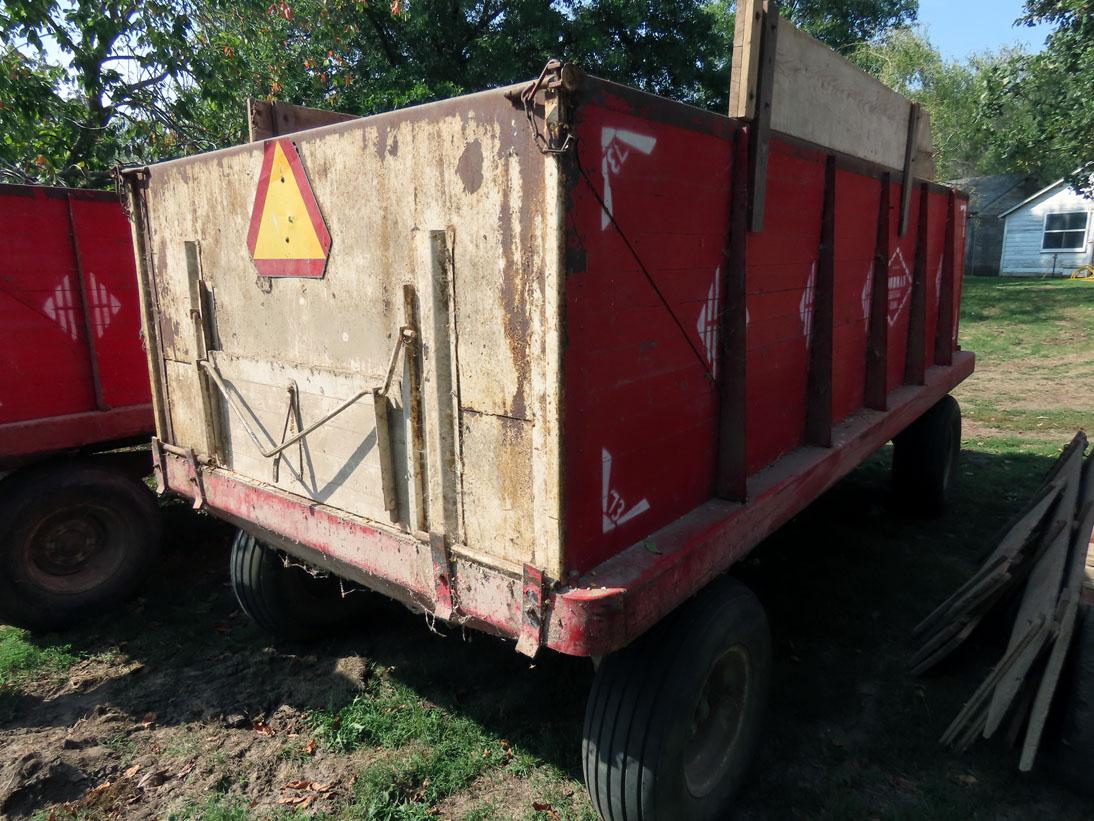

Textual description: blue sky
[917,0,1055,59]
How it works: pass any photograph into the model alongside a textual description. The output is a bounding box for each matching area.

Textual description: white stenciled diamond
[888,247,912,326]
[43,275,80,341]
[697,267,720,377]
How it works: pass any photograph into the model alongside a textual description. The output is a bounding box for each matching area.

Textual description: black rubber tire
[1056,604,1094,796]
[893,394,962,515]
[582,575,772,821]
[0,463,161,631]
[229,529,367,640]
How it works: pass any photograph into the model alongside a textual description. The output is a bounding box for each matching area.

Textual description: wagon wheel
[582,575,771,821]
[230,530,369,640]
[892,394,962,516]
[0,462,161,631]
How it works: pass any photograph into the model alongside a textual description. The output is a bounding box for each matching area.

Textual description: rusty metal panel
[137,84,563,578]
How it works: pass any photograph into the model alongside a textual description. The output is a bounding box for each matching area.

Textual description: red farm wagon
[122,8,973,818]
[0,183,159,630]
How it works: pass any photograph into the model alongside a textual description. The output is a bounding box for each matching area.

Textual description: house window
[1042,211,1089,251]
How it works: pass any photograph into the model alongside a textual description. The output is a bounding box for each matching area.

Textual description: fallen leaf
[532,801,560,819]
[253,720,275,737]
[139,712,157,728]
[123,764,141,779]
[176,761,196,778]
[303,738,318,755]
[644,540,661,555]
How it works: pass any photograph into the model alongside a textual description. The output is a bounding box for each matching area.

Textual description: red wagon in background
[0,184,159,630]
[123,8,973,819]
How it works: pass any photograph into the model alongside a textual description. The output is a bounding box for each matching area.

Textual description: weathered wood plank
[247,99,359,142]
[768,22,935,177]
[748,1,779,232]
[729,0,765,119]
[985,443,1085,737]
[934,190,956,365]
[1018,455,1094,769]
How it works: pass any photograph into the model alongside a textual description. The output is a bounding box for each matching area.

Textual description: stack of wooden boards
[910,431,1094,769]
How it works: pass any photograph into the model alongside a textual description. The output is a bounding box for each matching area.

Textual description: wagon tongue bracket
[518,58,582,155]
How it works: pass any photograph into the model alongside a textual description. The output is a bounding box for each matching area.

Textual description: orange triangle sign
[246,138,331,278]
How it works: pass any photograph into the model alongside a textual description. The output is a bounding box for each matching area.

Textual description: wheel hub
[32,514,107,575]
[684,645,751,799]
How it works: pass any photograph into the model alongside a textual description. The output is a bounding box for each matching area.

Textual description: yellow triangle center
[253,143,325,260]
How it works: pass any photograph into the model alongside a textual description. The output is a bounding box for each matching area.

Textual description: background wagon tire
[893,394,962,515]
[0,463,161,631]
[582,575,772,821]
[229,529,368,640]
[1055,604,1094,796]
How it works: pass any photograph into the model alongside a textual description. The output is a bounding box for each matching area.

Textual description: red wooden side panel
[745,139,825,472]
[69,196,150,408]
[0,187,95,424]
[886,180,920,392]
[831,169,878,423]
[562,91,733,574]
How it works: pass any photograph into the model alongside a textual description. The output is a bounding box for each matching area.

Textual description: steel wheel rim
[23,503,128,594]
[684,644,751,798]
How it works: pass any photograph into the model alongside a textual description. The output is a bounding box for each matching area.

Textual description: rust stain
[456,139,484,194]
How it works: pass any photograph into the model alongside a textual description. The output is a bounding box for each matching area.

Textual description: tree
[1,0,924,185]
[977,0,1094,193]
[851,28,1027,180]
[0,0,196,185]
[781,0,917,54]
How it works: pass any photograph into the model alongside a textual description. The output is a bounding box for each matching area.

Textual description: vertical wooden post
[905,183,929,386]
[934,190,956,366]
[65,194,107,411]
[805,155,836,447]
[864,173,891,411]
[748,2,779,233]
[716,129,750,502]
[899,102,921,236]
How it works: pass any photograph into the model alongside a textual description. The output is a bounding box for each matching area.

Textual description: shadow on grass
[2,440,1089,818]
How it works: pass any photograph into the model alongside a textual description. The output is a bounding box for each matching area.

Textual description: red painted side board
[561,104,969,577]
[0,185,151,457]
[563,96,731,573]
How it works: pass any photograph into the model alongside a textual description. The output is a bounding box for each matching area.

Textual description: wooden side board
[730,10,935,180]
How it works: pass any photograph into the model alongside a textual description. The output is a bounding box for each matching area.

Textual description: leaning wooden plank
[247,99,359,142]
[910,615,970,671]
[913,552,1011,640]
[975,433,1086,563]
[941,616,1047,747]
[1018,458,1094,768]
[1020,594,1081,770]
[913,483,1062,642]
[984,445,1085,737]
[912,575,1014,676]
[729,0,765,118]
[768,21,935,178]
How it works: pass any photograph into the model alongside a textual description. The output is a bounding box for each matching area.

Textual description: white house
[999,179,1094,276]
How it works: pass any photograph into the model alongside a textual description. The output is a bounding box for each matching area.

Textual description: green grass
[0,626,80,687]
[955,276,1094,438]
[313,675,510,819]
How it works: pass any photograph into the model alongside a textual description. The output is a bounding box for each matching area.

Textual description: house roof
[949,175,1032,216]
[998,178,1070,219]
